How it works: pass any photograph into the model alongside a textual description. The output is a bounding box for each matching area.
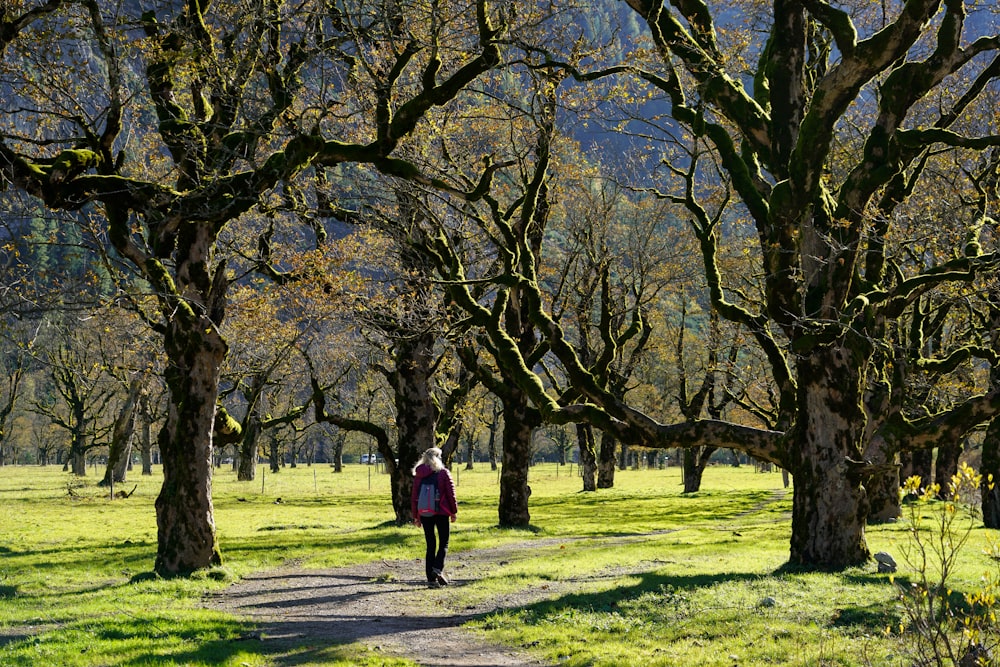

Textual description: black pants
[421,513,450,581]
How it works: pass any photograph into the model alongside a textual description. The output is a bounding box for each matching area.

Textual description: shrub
[887,463,1000,667]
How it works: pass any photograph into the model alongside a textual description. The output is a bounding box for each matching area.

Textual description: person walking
[411,447,457,588]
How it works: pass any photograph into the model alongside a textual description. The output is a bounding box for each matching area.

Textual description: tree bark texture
[237,374,267,481]
[268,436,281,473]
[332,432,344,473]
[152,218,229,576]
[390,332,438,524]
[465,432,475,470]
[498,386,538,527]
[788,345,870,568]
[154,319,226,576]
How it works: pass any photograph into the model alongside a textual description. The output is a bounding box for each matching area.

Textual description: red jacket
[411,464,458,518]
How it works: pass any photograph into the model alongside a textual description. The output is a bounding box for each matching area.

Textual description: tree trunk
[487,410,499,471]
[154,320,226,576]
[576,424,597,492]
[238,414,261,481]
[788,344,870,568]
[682,446,716,493]
[332,432,344,473]
[866,466,901,524]
[934,440,962,499]
[237,376,265,481]
[862,432,901,524]
[267,432,281,473]
[389,332,438,524]
[900,450,934,487]
[441,422,461,466]
[465,432,475,470]
[982,415,1000,529]
[101,376,143,487]
[71,446,86,476]
[138,389,153,475]
[498,387,538,527]
[597,432,616,488]
[153,225,230,576]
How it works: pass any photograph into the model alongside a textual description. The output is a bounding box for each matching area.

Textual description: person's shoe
[435,572,449,586]
[428,579,441,588]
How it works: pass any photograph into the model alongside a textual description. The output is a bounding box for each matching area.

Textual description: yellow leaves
[900,474,936,500]
[951,462,983,496]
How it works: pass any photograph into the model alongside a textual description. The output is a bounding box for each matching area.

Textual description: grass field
[1,461,997,666]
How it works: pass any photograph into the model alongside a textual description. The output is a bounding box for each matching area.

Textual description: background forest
[1,0,999,579]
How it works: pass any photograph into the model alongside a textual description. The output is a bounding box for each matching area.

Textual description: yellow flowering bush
[887,463,999,666]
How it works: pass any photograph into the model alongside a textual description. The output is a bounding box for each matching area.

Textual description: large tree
[414,0,1000,570]
[575,0,1000,567]
[0,0,505,575]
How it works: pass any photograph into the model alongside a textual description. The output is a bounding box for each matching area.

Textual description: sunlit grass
[2,461,997,665]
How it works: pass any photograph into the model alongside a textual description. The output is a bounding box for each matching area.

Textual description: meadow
[1,460,997,666]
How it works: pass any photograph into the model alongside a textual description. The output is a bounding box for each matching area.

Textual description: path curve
[207,489,791,666]
[207,542,567,667]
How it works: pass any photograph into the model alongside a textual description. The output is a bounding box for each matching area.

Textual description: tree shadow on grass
[503,570,763,617]
[482,566,899,637]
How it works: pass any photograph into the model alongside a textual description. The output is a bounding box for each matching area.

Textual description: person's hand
[413,518,421,527]
[450,514,456,523]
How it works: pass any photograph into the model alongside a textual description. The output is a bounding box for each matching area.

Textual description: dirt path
[207,490,791,666]
[207,541,577,667]
[207,533,711,666]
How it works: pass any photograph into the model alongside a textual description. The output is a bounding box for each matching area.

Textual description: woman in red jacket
[411,447,458,587]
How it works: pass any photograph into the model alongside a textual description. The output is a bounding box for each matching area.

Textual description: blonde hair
[413,447,444,474]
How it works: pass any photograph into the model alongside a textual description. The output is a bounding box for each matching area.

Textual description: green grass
[1,462,997,666]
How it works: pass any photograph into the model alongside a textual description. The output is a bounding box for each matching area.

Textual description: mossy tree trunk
[487,399,501,472]
[900,451,934,489]
[388,331,438,525]
[155,317,227,574]
[465,430,475,470]
[498,385,539,527]
[139,388,154,476]
[787,342,871,567]
[151,217,230,576]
